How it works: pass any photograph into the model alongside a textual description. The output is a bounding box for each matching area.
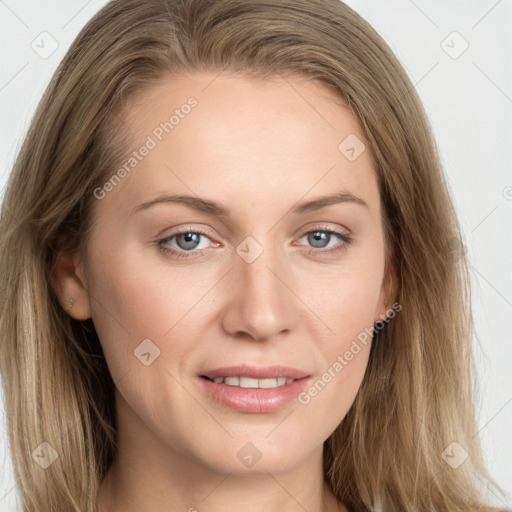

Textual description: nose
[220,240,298,341]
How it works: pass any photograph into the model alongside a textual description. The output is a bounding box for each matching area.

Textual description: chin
[187,435,311,475]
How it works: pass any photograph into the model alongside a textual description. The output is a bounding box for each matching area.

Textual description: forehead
[98,72,379,219]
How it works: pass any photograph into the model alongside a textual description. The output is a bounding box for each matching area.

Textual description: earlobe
[50,251,92,321]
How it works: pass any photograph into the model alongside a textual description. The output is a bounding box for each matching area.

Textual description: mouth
[198,365,311,413]
[200,375,295,388]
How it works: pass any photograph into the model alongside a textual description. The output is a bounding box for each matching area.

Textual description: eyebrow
[131,191,368,217]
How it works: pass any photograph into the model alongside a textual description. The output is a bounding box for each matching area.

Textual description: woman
[0,0,507,510]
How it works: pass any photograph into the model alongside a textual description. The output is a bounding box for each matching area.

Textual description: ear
[374,244,399,323]
[50,250,91,321]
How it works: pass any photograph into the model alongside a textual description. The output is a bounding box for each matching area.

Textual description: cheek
[86,235,235,393]
[296,255,383,418]
[297,275,376,430]
[303,256,384,342]
[85,239,193,378]
[297,345,371,447]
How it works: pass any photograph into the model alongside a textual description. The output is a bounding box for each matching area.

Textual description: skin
[53,72,396,512]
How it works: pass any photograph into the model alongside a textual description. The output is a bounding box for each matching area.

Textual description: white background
[1,0,511,510]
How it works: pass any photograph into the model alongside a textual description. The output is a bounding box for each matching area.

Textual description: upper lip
[200,364,310,380]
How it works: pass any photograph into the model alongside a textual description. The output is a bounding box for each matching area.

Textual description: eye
[155,225,353,260]
[156,228,216,260]
[295,226,353,256]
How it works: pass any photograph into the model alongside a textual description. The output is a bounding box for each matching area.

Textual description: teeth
[210,376,295,388]
[240,377,259,388]
[224,376,240,386]
[260,378,280,388]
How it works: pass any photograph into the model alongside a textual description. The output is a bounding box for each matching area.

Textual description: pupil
[310,231,329,248]
[178,232,200,250]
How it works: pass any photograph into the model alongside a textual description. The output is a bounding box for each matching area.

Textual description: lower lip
[198,376,311,413]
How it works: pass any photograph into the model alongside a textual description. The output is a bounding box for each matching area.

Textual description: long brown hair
[0,1,505,510]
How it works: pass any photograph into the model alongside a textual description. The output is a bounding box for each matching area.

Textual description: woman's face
[69,72,393,475]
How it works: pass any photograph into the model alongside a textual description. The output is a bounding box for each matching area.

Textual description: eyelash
[155,225,353,260]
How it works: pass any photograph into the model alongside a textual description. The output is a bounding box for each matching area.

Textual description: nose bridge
[220,234,296,340]
[240,244,284,304]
